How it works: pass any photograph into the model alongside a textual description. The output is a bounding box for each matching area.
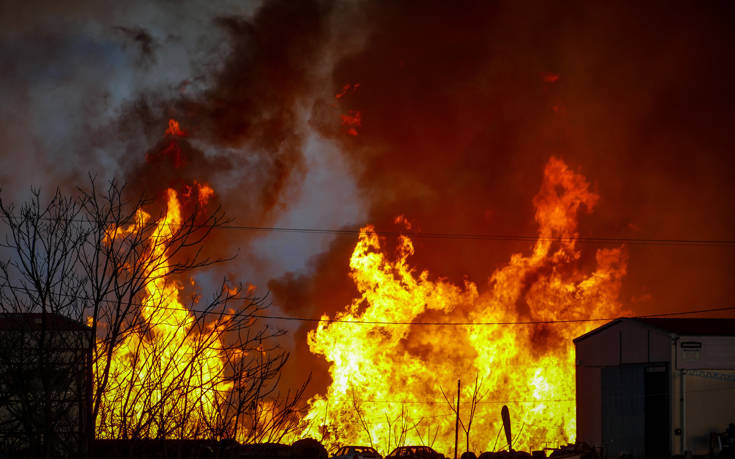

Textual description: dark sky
[1,0,734,394]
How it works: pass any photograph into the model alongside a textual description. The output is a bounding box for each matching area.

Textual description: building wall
[685,370,735,454]
[576,320,672,368]
[575,320,672,457]
[0,326,92,457]
[600,365,646,458]
[676,336,735,370]
[576,365,601,446]
[578,322,735,457]
[670,336,735,456]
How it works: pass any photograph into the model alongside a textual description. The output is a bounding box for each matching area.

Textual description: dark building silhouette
[575,318,735,458]
[0,313,93,458]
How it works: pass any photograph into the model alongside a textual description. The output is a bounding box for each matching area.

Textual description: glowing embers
[296,158,627,455]
[165,119,185,137]
[340,111,361,136]
[160,118,186,167]
[335,83,362,136]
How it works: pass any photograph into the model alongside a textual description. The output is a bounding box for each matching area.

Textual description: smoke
[0,0,353,275]
[283,0,735,306]
[119,0,337,223]
[2,0,735,399]
[266,0,735,397]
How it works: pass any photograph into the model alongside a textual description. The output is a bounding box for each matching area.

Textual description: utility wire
[262,384,735,409]
[3,214,735,247]
[244,305,735,326]
[317,384,735,406]
[218,225,735,247]
[3,282,735,326]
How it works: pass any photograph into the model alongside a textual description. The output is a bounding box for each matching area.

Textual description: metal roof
[633,317,735,336]
[574,317,735,343]
[0,313,90,331]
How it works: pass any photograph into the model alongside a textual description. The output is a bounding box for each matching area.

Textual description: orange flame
[294,158,627,455]
[336,83,361,100]
[182,181,215,208]
[96,188,230,438]
[197,183,214,208]
[336,83,362,136]
[165,119,185,137]
[340,110,361,136]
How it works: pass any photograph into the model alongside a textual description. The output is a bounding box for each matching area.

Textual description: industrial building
[0,313,93,457]
[574,318,735,458]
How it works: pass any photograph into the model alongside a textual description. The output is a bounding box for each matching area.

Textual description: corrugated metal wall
[602,365,645,458]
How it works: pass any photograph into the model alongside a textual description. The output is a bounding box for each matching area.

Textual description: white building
[574,318,735,458]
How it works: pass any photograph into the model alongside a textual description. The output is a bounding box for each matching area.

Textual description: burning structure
[0,313,93,457]
[575,318,735,458]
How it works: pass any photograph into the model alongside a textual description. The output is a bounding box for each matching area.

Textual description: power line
[281,384,735,408]
[319,398,576,405]
[246,305,735,326]
[217,225,735,247]
[3,214,735,247]
[4,282,735,326]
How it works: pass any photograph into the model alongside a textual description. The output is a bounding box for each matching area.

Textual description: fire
[183,181,214,208]
[296,158,627,454]
[336,83,361,100]
[165,119,185,137]
[197,184,214,207]
[160,118,186,167]
[96,184,231,438]
[335,83,362,136]
[341,110,361,136]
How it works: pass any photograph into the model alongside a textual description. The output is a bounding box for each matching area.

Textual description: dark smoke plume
[3,0,735,400]
[269,0,735,396]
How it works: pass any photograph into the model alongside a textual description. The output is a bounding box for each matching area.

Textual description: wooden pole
[455,379,460,459]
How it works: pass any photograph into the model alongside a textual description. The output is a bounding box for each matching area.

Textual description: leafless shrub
[0,179,308,455]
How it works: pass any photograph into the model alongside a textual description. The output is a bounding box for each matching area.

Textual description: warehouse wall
[671,335,735,456]
[576,320,671,368]
[575,320,672,457]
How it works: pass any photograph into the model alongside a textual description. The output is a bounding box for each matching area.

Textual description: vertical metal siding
[602,365,645,458]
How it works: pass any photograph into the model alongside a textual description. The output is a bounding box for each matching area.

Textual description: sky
[1,0,734,395]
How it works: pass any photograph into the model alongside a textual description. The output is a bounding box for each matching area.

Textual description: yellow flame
[295,158,627,455]
[96,188,230,439]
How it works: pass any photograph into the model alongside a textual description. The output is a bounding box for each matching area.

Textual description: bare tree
[382,404,415,454]
[211,330,311,444]
[412,415,440,450]
[440,375,488,454]
[0,180,308,453]
[0,188,94,458]
[349,384,374,450]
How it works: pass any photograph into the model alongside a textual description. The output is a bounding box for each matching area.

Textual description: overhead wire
[218,225,735,247]
[3,213,735,328]
[325,383,735,406]
[2,214,735,247]
[242,305,735,326]
[240,384,735,415]
[3,282,735,327]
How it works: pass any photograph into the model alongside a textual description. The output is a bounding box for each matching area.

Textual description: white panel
[677,337,735,370]
[684,370,735,455]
